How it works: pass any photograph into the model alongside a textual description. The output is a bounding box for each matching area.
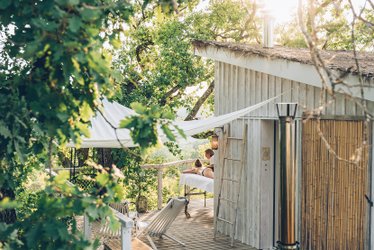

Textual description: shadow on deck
[82,198,256,249]
[137,198,255,250]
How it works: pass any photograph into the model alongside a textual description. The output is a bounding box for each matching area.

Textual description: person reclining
[204,149,215,172]
[183,159,214,179]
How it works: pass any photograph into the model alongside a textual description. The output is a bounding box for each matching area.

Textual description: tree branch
[135,40,154,67]
[347,0,374,30]
[184,80,214,121]
[160,85,181,106]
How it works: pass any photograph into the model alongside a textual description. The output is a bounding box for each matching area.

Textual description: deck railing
[46,169,134,250]
[48,159,208,247]
[141,159,209,210]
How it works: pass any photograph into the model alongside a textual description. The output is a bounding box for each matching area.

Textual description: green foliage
[0,0,139,248]
[163,141,182,157]
[14,169,47,221]
[0,0,132,149]
[161,166,181,202]
[275,18,308,48]
[0,198,18,211]
[112,148,157,204]
[0,2,134,232]
[277,1,374,51]
[114,18,209,111]
[1,167,124,249]
[113,0,260,119]
[186,0,261,42]
[111,146,188,211]
[14,191,40,222]
[308,2,354,50]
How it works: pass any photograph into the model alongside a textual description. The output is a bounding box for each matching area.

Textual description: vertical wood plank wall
[214,61,365,249]
[301,119,370,250]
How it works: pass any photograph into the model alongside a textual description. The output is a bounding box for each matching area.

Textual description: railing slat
[157,169,163,210]
[141,159,209,169]
[84,214,91,240]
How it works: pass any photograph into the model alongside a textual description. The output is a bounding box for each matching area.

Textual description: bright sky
[262,0,369,24]
[196,0,369,26]
[261,0,298,23]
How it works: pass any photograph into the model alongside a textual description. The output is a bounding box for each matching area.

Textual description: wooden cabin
[193,40,374,250]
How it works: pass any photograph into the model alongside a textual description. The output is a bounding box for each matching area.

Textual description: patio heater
[276,103,299,250]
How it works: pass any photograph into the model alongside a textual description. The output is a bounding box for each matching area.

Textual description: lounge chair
[137,197,188,250]
[100,201,138,237]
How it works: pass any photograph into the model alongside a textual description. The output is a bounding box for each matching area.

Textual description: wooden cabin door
[301,119,371,250]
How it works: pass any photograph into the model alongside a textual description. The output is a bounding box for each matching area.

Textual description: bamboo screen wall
[301,119,370,250]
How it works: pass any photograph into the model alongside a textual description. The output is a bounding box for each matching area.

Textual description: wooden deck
[137,198,256,250]
[101,199,255,250]
[81,198,256,249]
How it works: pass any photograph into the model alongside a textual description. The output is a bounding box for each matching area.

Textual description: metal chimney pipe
[276,103,299,250]
[262,11,274,48]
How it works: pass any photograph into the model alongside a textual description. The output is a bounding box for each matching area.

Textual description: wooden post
[157,169,163,210]
[115,211,134,250]
[120,219,133,250]
[83,214,91,240]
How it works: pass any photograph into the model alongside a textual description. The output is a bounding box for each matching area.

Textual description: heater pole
[276,103,299,250]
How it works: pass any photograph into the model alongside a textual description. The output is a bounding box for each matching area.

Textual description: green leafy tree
[108,0,262,211]
[187,0,261,42]
[113,0,261,121]
[0,0,180,248]
[275,1,374,51]
[275,17,308,48]
[112,148,158,209]
[0,0,273,247]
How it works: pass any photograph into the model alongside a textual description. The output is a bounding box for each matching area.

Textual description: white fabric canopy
[68,93,283,148]
[174,93,281,136]
[67,99,137,148]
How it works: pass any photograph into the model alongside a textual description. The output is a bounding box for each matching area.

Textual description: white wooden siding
[216,62,364,120]
[213,61,368,249]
